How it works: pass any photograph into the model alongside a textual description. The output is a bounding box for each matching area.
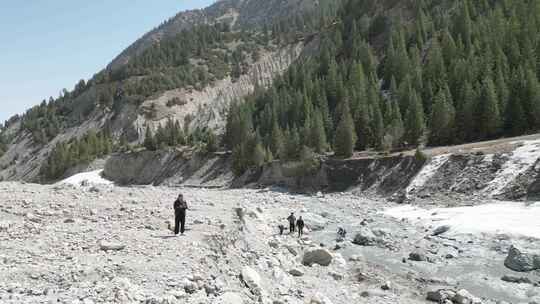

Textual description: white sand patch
[59,170,113,187]
[483,139,540,196]
[383,202,540,239]
[406,154,450,196]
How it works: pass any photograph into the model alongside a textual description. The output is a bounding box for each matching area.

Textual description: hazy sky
[0,0,216,123]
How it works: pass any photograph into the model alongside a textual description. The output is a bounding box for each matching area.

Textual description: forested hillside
[225,0,540,174]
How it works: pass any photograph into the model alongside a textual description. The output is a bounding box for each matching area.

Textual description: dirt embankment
[103,136,540,201]
[104,149,426,197]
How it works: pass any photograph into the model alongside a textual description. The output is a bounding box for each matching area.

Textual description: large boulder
[504,246,540,272]
[352,228,377,246]
[241,266,264,296]
[302,248,333,266]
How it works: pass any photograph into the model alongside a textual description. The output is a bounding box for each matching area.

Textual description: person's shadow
[152,235,177,239]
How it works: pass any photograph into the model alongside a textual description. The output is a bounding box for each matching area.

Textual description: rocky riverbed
[1,181,539,304]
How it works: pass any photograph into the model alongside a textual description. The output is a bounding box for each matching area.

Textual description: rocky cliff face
[133,42,305,140]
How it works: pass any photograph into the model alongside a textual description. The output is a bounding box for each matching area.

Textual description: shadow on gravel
[152,235,178,239]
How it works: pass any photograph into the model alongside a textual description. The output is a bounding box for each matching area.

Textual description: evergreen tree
[477,77,501,139]
[310,110,328,154]
[270,120,285,158]
[404,89,425,145]
[334,102,357,157]
[429,89,455,146]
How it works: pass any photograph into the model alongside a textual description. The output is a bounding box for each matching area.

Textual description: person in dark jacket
[296,216,305,237]
[173,194,188,235]
[287,212,296,234]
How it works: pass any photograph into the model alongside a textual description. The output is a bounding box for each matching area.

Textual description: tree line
[40,131,114,180]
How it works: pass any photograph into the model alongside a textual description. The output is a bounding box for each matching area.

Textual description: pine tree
[455,82,475,142]
[270,120,285,158]
[404,89,425,146]
[524,68,540,129]
[429,89,455,146]
[386,100,404,148]
[310,110,328,154]
[334,101,357,158]
[477,77,501,139]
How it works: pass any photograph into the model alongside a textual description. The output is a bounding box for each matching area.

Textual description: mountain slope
[108,0,324,70]
[0,0,332,183]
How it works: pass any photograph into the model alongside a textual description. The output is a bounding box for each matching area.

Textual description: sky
[0,0,216,123]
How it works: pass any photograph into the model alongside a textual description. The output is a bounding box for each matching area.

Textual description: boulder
[352,228,377,246]
[504,246,540,272]
[302,248,333,266]
[99,241,125,251]
[501,275,532,284]
[409,250,427,262]
[288,268,304,277]
[432,225,451,236]
[182,279,197,294]
[214,292,244,304]
[452,289,481,304]
[241,266,263,296]
[426,289,456,302]
[303,213,328,231]
[310,293,333,304]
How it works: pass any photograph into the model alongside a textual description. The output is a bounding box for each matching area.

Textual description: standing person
[173,193,188,235]
[296,216,305,238]
[287,212,296,234]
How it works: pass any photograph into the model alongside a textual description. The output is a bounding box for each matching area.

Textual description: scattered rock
[328,271,344,281]
[302,248,333,266]
[501,275,533,284]
[349,254,363,262]
[268,240,279,249]
[288,268,304,277]
[381,281,391,290]
[99,241,125,251]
